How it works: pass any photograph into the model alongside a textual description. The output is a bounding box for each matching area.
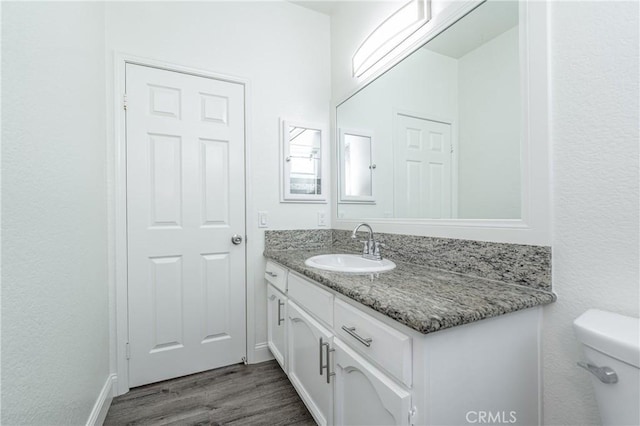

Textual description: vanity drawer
[287,272,333,327]
[265,261,287,293]
[334,298,412,387]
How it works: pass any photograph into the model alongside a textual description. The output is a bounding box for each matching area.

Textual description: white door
[267,284,287,370]
[288,300,334,426]
[333,339,412,426]
[394,114,452,218]
[126,63,246,387]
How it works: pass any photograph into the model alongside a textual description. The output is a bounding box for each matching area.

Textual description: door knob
[231,234,243,245]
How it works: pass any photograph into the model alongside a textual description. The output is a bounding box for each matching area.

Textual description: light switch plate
[317,211,327,227]
[258,211,268,228]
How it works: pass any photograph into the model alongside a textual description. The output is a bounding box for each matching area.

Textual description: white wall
[544,2,640,424]
[104,1,331,377]
[1,2,111,424]
[458,26,520,219]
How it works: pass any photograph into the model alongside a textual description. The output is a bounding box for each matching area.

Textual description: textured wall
[544,2,640,424]
[105,1,331,367]
[1,2,110,424]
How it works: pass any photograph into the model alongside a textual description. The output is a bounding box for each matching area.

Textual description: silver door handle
[266,271,278,277]
[324,339,335,384]
[319,337,325,375]
[577,362,618,384]
[341,326,372,347]
[277,300,285,326]
[231,234,243,245]
[319,337,335,384]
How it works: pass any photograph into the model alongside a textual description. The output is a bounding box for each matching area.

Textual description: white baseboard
[86,374,117,426]
[250,342,274,364]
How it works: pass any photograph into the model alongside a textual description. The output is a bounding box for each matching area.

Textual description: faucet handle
[371,241,385,260]
[359,240,370,255]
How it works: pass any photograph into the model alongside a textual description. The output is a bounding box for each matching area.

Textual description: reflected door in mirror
[394,114,452,218]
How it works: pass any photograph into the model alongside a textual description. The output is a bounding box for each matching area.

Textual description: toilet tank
[574,309,640,426]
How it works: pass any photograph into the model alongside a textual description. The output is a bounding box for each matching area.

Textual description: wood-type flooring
[104,361,315,425]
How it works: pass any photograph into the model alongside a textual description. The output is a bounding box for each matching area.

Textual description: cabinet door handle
[319,337,335,384]
[319,337,325,376]
[268,294,276,301]
[324,340,335,384]
[266,271,278,277]
[341,326,372,347]
[277,300,285,326]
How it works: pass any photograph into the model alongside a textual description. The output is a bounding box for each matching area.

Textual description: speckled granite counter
[264,248,556,335]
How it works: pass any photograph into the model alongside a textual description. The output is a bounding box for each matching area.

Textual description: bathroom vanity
[264,246,554,426]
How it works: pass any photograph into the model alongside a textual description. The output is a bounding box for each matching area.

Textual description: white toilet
[574,309,640,426]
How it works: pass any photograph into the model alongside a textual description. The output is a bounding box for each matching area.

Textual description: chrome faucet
[351,223,384,260]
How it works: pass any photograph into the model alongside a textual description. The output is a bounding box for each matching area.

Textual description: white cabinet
[266,261,542,426]
[334,298,412,387]
[288,272,334,326]
[267,284,287,369]
[265,261,287,293]
[287,300,334,426]
[333,338,412,426]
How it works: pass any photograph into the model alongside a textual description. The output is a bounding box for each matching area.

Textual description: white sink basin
[305,254,396,274]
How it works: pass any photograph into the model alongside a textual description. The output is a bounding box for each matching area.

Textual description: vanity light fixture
[352,0,431,78]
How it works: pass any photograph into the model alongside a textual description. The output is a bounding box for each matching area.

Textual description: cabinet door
[334,338,412,426]
[267,284,286,370]
[288,300,334,426]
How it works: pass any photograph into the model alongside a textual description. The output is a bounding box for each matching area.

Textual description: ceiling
[423,0,519,59]
[289,1,339,16]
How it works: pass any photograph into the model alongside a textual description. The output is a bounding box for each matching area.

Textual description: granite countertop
[264,248,556,335]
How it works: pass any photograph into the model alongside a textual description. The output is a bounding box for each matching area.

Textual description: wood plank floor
[104,361,315,426]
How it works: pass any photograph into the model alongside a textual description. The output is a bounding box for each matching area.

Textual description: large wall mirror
[337,0,528,222]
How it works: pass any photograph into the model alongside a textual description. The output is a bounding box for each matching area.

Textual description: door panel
[395,114,452,218]
[334,338,411,426]
[126,63,246,387]
[288,300,334,426]
[267,284,287,369]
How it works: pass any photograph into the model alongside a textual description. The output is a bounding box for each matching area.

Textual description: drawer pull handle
[266,271,278,278]
[277,300,285,326]
[342,326,372,347]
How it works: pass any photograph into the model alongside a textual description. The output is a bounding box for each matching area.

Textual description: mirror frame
[280,118,329,203]
[331,0,550,245]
